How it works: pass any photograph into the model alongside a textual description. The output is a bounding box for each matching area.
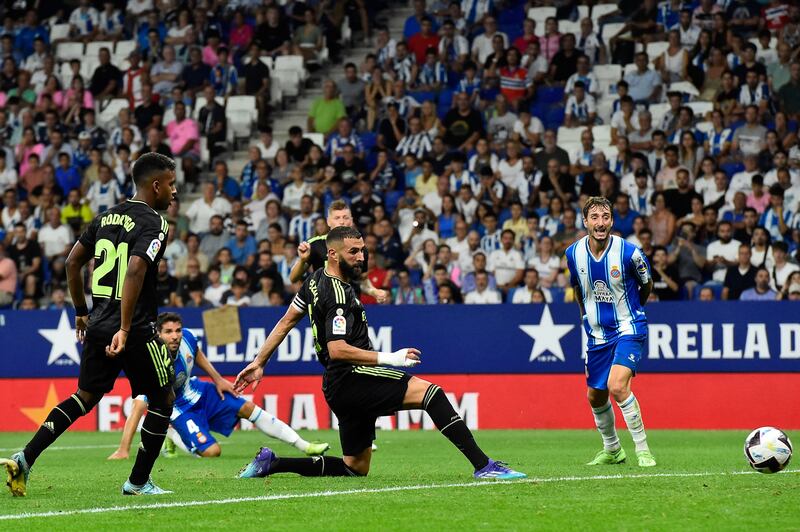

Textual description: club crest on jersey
[146,238,161,260]
[592,280,614,303]
[610,265,621,279]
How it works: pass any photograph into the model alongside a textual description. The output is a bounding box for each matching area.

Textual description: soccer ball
[744,427,793,474]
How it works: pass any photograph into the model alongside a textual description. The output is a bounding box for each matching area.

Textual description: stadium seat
[644,41,670,63]
[86,41,115,58]
[97,98,129,129]
[410,90,436,103]
[528,7,556,29]
[687,101,713,118]
[601,144,618,159]
[601,22,626,43]
[749,36,777,51]
[383,190,404,215]
[341,15,352,46]
[49,23,70,42]
[695,121,714,136]
[360,132,377,152]
[596,98,614,124]
[274,55,307,82]
[114,40,137,58]
[577,5,590,20]
[80,58,98,80]
[226,96,258,145]
[272,69,301,98]
[593,64,621,83]
[559,20,581,37]
[720,162,744,177]
[544,106,565,131]
[56,42,85,62]
[669,81,700,98]
[591,3,618,22]
[591,124,612,146]
[557,126,587,144]
[648,103,670,126]
[258,56,274,71]
[535,86,564,105]
[59,62,76,87]
[303,132,324,147]
[163,107,175,125]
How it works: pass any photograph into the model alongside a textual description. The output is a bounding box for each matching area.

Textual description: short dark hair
[582,196,612,219]
[132,152,175,186]
[157,311,182,331]
[326,225,362,249]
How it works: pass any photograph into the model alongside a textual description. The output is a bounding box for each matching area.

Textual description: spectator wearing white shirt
[706,221,742,282]
[487,229,524,295]
[464,270,502,304]
[576,18,605,65]
[564,55,600,97]
[98,1,125,39]
[151,45,184,97]
[512,110,544,148]
[769,242,800,292]
[288,195,320,244]
[610,96,640,144]
[85,164,123,214]
[564,82,597,127]
[282,167,314,215]
[471,16,508,64]
[423,175,450,216]
[0,151,17,191]
[37,207,73,261]
[760,186,793,242]
[670,9,700,49]
[186,182,232,235]
[511,269,553,303]
[729,154,761,197]
[527,235,561,288]
[69,0,99,41]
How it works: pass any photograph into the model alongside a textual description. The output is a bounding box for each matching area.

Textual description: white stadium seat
[601,22,626,42]
[49,24,70,42]
[594,64,621,82]
[559,21,581,37]
[645,41,670,63]
[56,42,85,61]
[97,98,130,129]
[591,125,612,146]
[687,101,714,118]
[591,4,618,22]
[86,41,115,59]
[596,98,614,124]
[272,69,300,98]
[227,95,258,144]
[192,96,225,121]
[669,81,700,98]
[303,132,325,148]
[114,40,137,58]
[648,103,670,126]
[527,7,556,23]
[274,55,307,83]
[557,126,587,144]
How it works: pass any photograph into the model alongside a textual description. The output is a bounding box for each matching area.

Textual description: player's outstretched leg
[123,387,175,495]
[586,387,626,466]
[238,447,361,478]
[241,403,330,456]
[2,390,98,496]
[411,379,525,480]
[608,365,655,467]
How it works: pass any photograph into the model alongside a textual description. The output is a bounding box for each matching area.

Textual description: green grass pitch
[0,430,797,530]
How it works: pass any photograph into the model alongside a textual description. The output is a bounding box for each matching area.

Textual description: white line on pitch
[0,445,118,452]
[1,469,796,521]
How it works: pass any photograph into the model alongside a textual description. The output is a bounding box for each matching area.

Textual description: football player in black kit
[235,226,526,480]
[2,153,178,497]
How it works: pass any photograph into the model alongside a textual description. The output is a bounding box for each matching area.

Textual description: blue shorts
[171,380,246,453]
[585,334,646,390]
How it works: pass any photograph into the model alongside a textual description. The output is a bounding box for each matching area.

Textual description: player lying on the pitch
[234,226,526,480]
[107,312,329,459]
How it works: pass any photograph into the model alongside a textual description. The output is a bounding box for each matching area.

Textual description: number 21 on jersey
[91,238,129,299]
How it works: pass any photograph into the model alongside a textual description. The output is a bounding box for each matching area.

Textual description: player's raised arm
[106,255,148,358]
[289,241,312,283]
[65,240,93,343]
[234,304,306,393]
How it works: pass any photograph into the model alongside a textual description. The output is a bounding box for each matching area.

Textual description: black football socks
[423,384,490,470]
[129,406,171,485]
[270,456,361,477]
[23,393,91,466]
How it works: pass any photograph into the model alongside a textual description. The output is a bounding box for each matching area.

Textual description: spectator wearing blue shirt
[623,53,663,104]
[137,11,167,53]
[15,10,48,59]
[227,220,257,266]
[614,193,640,238]
[209,47,239,96]
[55,153,82,195]
[213,161,242,202]
[404,0,438,40]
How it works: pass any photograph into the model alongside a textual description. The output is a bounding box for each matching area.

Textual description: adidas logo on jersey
[43,421,55,434]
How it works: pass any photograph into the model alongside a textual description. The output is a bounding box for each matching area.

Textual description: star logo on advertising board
[519,306,575,362]
[21,382,61,427]
[39,310,81,366]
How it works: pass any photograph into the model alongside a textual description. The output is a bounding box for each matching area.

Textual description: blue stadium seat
[384,190,404,215]
[544,106,565,131]
[720,162,744,177]
[410,90,436,103]
[693,283,723,300]
[549,286,565,303]
[360,132,377,152]
[535,86,564,105]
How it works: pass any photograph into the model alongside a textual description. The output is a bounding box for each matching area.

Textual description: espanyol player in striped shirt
[565,197,656,468]
[108,312,329,460]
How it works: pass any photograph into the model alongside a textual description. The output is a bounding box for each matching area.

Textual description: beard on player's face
[338,255,364,281]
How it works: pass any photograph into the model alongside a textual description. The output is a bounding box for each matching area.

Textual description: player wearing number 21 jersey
[2,153,179,498]
[565,196,656,469]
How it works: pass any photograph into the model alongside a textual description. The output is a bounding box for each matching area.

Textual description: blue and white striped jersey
[566,235,651,347]
[172,328,202,419]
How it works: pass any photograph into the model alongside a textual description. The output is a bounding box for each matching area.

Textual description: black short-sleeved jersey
[291,267,372,391]
[79,199,168,342]
[305,233,368,295]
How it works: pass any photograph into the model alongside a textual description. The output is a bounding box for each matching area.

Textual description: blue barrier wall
[1,302,798,378]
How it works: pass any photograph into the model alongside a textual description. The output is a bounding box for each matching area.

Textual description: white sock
[617,393,649,452]
[248,406,309,452]
[591,401,620,451]
[167,426,191,454]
